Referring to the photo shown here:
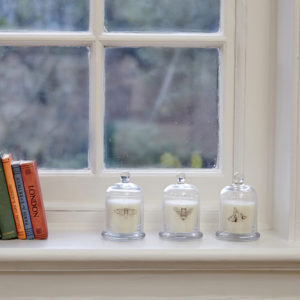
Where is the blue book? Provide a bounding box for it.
[12,162,34,239]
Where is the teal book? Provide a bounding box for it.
[0,158,17,239]
[12,162,34,239]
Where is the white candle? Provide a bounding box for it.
[165,199,198,233]
[107,198,141,234]
[221,200,255,234]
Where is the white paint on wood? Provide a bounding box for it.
[0,226,299,272]
[1,271,300,299]
[274,0,300,240]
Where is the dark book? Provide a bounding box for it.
[12,162,34,239]
[20,161,48,239]
[2,154,26,239]
[0,158,17,239]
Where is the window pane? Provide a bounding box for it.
[0,0,89,31]
[105,48,219,169]
[0,47,89,169]
[105,0,220,32]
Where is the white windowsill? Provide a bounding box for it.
[1,224,300,272]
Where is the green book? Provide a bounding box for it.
[0,157,17,239]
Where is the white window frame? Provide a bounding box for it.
[0,0,276,235]
[3,2,300,294]
[274,0,300,241]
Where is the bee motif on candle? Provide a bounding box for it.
[114,208,137,218]
[174,207,193,221]
[228,207,247,223]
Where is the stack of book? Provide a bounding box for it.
[0,153,48,240]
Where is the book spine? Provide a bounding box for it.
[21,161,48,239]
[2,155,26,239]
[0,160,17,239]
[12,163,34,239]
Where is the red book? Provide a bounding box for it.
[20,161,48,239]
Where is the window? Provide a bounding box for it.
[0,0,272,233]
[0,46,89,169]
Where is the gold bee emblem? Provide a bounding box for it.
[174,207,193,221]
[228,207,247,223]
[114,208,137,218]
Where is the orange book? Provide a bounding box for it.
[20,161,48,239]
[2,154,26,239]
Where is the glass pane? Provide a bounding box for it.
[0,47,89,169]
[0,0,89,31]
[105,0,220,32]
[105,48,219,169]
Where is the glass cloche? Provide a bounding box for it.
[102,172,145,241]
[159,174,202,240]
[216,174,260,241]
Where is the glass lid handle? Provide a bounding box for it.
[233,172,244,185]
[120,171,130,183]
[177,173,186,184]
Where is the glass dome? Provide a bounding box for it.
[106,172,142,199]
[159,174,202,240]
[216,177,260,242]
[102,172,145,241]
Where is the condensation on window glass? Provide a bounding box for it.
[0,0,89,31]
[0,47,89,169]
[105,47,219,169]
[105,0,220,33]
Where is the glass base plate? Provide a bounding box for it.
[216,231,260,242]
[102,231,145,241]
[159,231,203,240]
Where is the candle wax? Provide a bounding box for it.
[165,199,198,233]
[221,200,255,234]
[107,198,141,234]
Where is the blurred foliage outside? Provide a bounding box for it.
[105,48,219,169]
[105,0,220,32]
[0,0,89,31]
[0,47,89,169]
[0,0,220,169]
